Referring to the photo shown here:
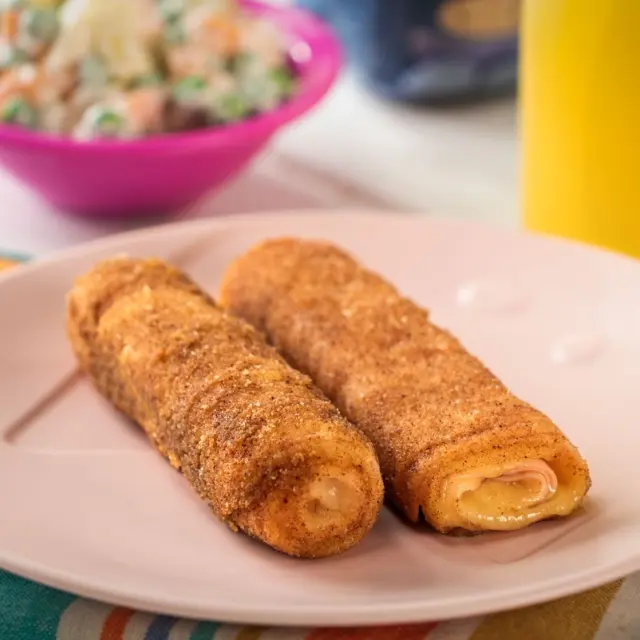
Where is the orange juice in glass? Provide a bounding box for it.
[521,1,640,257]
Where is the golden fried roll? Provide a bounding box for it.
[219,239,592,533]
[66,257,383,558]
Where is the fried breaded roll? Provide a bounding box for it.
[219,239,592,533]
[66,257,383,557]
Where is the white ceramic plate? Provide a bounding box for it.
[1,211,639,627]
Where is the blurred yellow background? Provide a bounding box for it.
[522,0,640,257]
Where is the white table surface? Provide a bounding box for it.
[0,74,519,256]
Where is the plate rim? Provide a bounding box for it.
[2,550,639,627]
[7,208,640,277]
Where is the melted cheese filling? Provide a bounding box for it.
[444,460,580,530]
[303,471,362,532]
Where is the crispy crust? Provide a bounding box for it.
[66,257,383,558]
[219,239,592,531]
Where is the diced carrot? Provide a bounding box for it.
[0,62,72,108]
[1,12,19,43]
[202,15,240,55]
[124,88,164,132]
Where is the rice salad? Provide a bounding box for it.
[0,0,296,139]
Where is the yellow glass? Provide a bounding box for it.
[521,1,640,257]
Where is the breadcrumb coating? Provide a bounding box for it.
[66,257,384,557]
[219,239,591,533]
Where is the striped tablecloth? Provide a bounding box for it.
[1,256,637,640]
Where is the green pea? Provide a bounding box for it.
[214,92,250,122]
[20,8,58,45]
[92,109,127,137]
[157,0,184,23]
[269,67,295,98]
[163,19,186,45]
[160,0,187,46]
[177,75,206,90]
[173,76,207,103]
[1,97,37,128]
[130,72,163,89]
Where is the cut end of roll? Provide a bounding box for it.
[433,457,589,532]
[303,473,366,533]
[236,463,384,559]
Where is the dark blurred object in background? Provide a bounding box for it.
[294,0,520,102]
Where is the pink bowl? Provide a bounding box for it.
[0,2,341,219]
